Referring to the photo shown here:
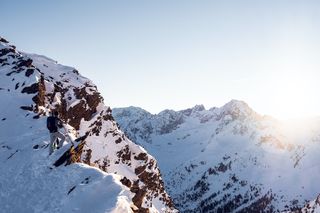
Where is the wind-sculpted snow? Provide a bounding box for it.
[0,37,175,213]
[113,101,320,212]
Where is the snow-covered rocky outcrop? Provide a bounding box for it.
[113,101,320,212]
[0,37,175,213]
[298,194,320,213]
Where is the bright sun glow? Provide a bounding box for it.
[268,70,317,120]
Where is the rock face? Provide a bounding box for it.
[113,102,320,212]
[299,194,320,213]
[0,37,175,212]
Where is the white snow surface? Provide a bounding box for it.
[0,84,133,213]
[113,101,320,212]
[298,195,320,213]
[0,37,174,213]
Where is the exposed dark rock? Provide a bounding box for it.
[72,69,79,75]
[54,141,86,167]
[134,153,148,162]
[96,157,110,172]
[208,167,218,175]
[67,186,76,195]
[0,48,15,57]
[33,114,40,119]
[17,58,33,68]
[68,141,86,165]
[117,145,131,164]
[73,85,102,110]
[53,85,104,130]
[21,83,38,94]
[36,75,46,107]
[82,149,92,165]
[120,177,132,188]
[131,181,149,213]
[216,161,231,173]
[158,113,184,135]
[20,106,33,111]
[135,165,146,175]
[0,58,7,64]
[25,75,46,112]
[89,118,102,136]
[115,137,122,144]
[25,69,34,77]
[6,67,24,76]
[66,100,88,129]
[0,37,9,43]
[237,191,274,213]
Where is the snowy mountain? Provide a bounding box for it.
[113,101,320,212]
[0,37,176,213]
[298,194,320,213]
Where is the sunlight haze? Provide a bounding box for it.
[1,0,320,119]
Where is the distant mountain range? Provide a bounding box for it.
[113,100,320,212]
[2,34,320,213]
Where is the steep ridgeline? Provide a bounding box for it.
[297,195,320,213]
[113,101,320,212]
[0,37,175,213]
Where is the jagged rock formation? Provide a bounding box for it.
[298,194,320,213]
[113,101,320,212]
[0,36,175,213]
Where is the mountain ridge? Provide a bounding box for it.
[0,36,176,213]
[113,100,320,212]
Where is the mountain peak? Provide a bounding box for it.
[113,106,152,119]
[222,99,252,112]
[0,36,10,44]
[0,36,9,44]
[192,104,205,112]
[223,99,249,108]
[178,104,205,116]
[217,99,256,120]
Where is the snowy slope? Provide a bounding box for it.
[113,101,320,212]
[0,37,175,213]
[298,194,320,213]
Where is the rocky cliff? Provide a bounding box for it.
[0,36,175,213]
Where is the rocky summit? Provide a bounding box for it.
[0,37,176,213]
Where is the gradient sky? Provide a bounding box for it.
[1,0,320,119]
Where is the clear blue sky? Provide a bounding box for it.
[1,0,320,119]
